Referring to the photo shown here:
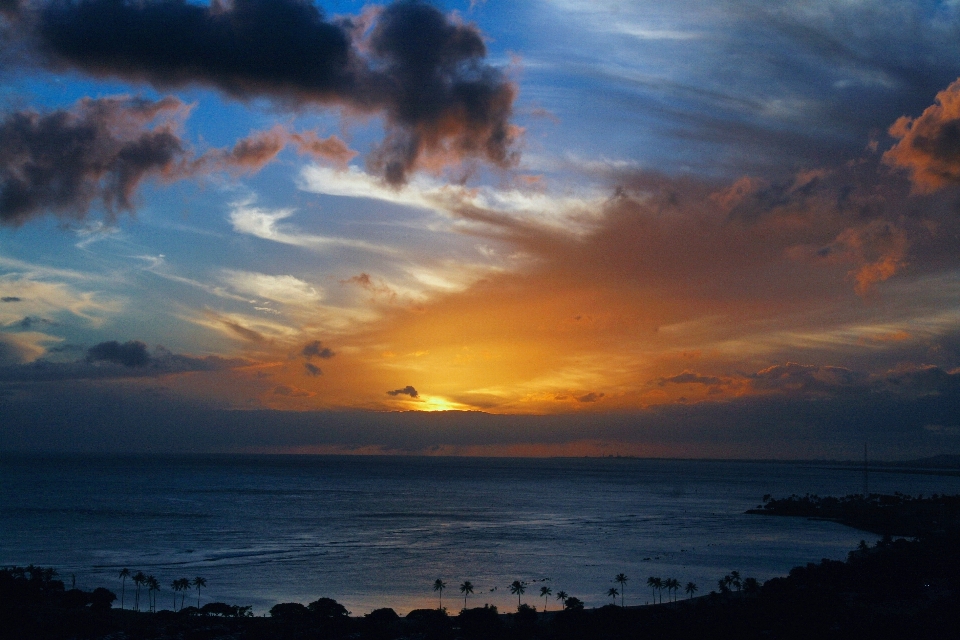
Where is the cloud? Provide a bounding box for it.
[387,385,419,398]
[0,95,331,224]
[657,372,724,386]
[302,340,335,359]
[0,340,250,382]
[576,391,604,403]
[304,362,322,376]
[4,379,960,458]
[1,296,21,302]
[221,270,322,307]
[0,95,186,225]
[13,0,518,184]
[884,79,960,193]
[228,199,397,255]
[6,316,55,330]
[273,384,312,397]
[0,332,44,365]
[85,340,149,367]
[191,126,358,174]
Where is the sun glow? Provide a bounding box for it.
[418,395,471,412]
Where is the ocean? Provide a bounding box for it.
[3,455,960,615]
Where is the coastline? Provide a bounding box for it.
[6,531,960,639]
[7,492,960,639]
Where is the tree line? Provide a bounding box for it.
[429,572,742,611]
[116,569,206,613]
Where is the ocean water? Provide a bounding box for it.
[3,455,960,615]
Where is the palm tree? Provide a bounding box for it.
[615,573,627,607]
[555,590,568,608]
[646,576,659,604]
[718,577,731,595]
[459,581,474,610]
[433,579,446,610]
[118,568,130,610]
[509,580,526,607]
[730,571,742,592]
[666,578,679,602]
[685,582,698,599]
[540,586,552,611]
[179,578,191,610]
[171,579,185,611]
[133,571,146,612]
[192,576,206,608]
[607,587,619,604]
[146,576,159,612]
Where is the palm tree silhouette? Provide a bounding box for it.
[646,576,658,604]
[146,575,159,612]
[178,578,191,610]
[132,571,146,612]
[730,571,742,592]
[666,578,680,602]
[192,576,206,608]
[718,577,731,595]
[172,578,190,611]
[540,586,552,611]
[459,581,474,610]
[685,581,698,599]
[433,579,446,610]
[555,590,568,608]
[615,573,627,607]
[509,580,526,607]
[607,587,619,604]
[118,568,130,610]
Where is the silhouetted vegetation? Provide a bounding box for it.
[748,491,960,536]
[7,498,960,639]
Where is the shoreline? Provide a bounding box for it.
[6,531,960,639]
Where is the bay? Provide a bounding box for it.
[3,455,960,615]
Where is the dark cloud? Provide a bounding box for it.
[657,372,724,387]
[1,296,21,302]
[0,95,185,225]
[0,342,249,382]
[273,384,310,397]
[750,362,869,395]
[302,340,335,359]
[576,392,604,403]
[0,95,344,223]
[86,340,150,367]
[387,385,418,398]
[304,362,322,376]
[11,0,517,184]
[3,380,960,458]
[0,0,21,18]
[6,316,55,329]
[220,318,266,343]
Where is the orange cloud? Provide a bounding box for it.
[884,78,960,193]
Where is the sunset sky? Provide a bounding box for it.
[4,0,960,458]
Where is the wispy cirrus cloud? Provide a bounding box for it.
[227,199,399,255]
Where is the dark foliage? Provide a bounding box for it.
[749,491,960,536]
[5,517,960,639]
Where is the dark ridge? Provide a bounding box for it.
[746,492,960,537]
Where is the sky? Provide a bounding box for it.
[4,0,960,458]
